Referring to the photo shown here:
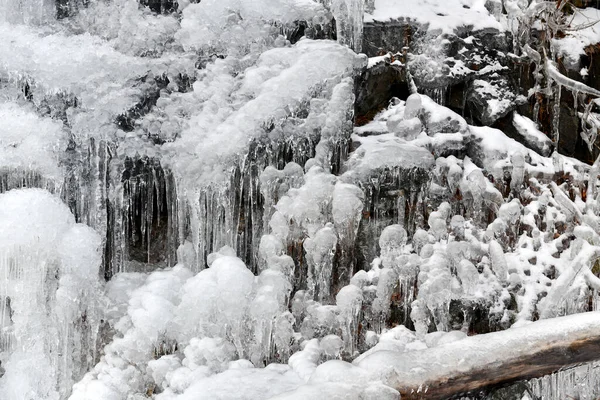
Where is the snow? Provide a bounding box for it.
[173,366,303,400]
[471,79,515,122]
[355,311,600,390]
[553,8,600,69]
[512,113,552,157]
[0,24,147,111]
[345,133,435,177]
[365,0,504,34]
[0,102,65,181]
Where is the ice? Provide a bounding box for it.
[0,102,65,186]
[346,133,435,179]
[379,224,407,269]
[275,166,336,238]
[74,0,181,57]
[392,117,423,140]
[172,256,254,354]
[457,260,480,296]
[0,0,54,25]
[510,152,526,192]
[331,0,365,52]
[176,0,325,53]
[336,285,363,354]
[489,240,508,282]
[318,335,344,359]
[172,41,364,187]
[403,93,422,119]
[305,224,338,302]
[547,61,600,98]
[0,189,102,399]
[70,265,193,399]
[182,337,236,373]
[372,267,399,331]
[467,168,488,221]
[331,182,364,243]
[251,269,293,364]
[258,235,286,270]
[0,24,149,112]
[529,361,600,400]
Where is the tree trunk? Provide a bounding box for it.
[354,312,600,399]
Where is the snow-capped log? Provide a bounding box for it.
[355,311,600,399]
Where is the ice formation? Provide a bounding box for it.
[0,189,102,399]
[2,0,600,399]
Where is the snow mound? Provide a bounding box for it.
[365,0,504,34]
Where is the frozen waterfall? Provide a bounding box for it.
[2,0,600,399]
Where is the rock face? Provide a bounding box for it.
[139,0,178,14]
[354,55,409,124]
[362,20,423,57]
[345,136,435,270]
[358,3,600,167]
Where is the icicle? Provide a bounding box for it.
[305,224,338,303]
[331,0,364,52]
[581,101,598,154]
[510,152,525,192]
[529,361,600,400]
[553,84,562,149]
[488,240,508,282]
[587,152,600,211]
[336,284,362,356]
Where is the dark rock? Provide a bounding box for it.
[448,299,502,334]
[354,56,409,125]
[139,0,178,14]
[467,77,522,126]
[492,112,553,156]
[56,0,87,19]
[107,157,178,276]
[362,19,425,57]
[572,0,600,8]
